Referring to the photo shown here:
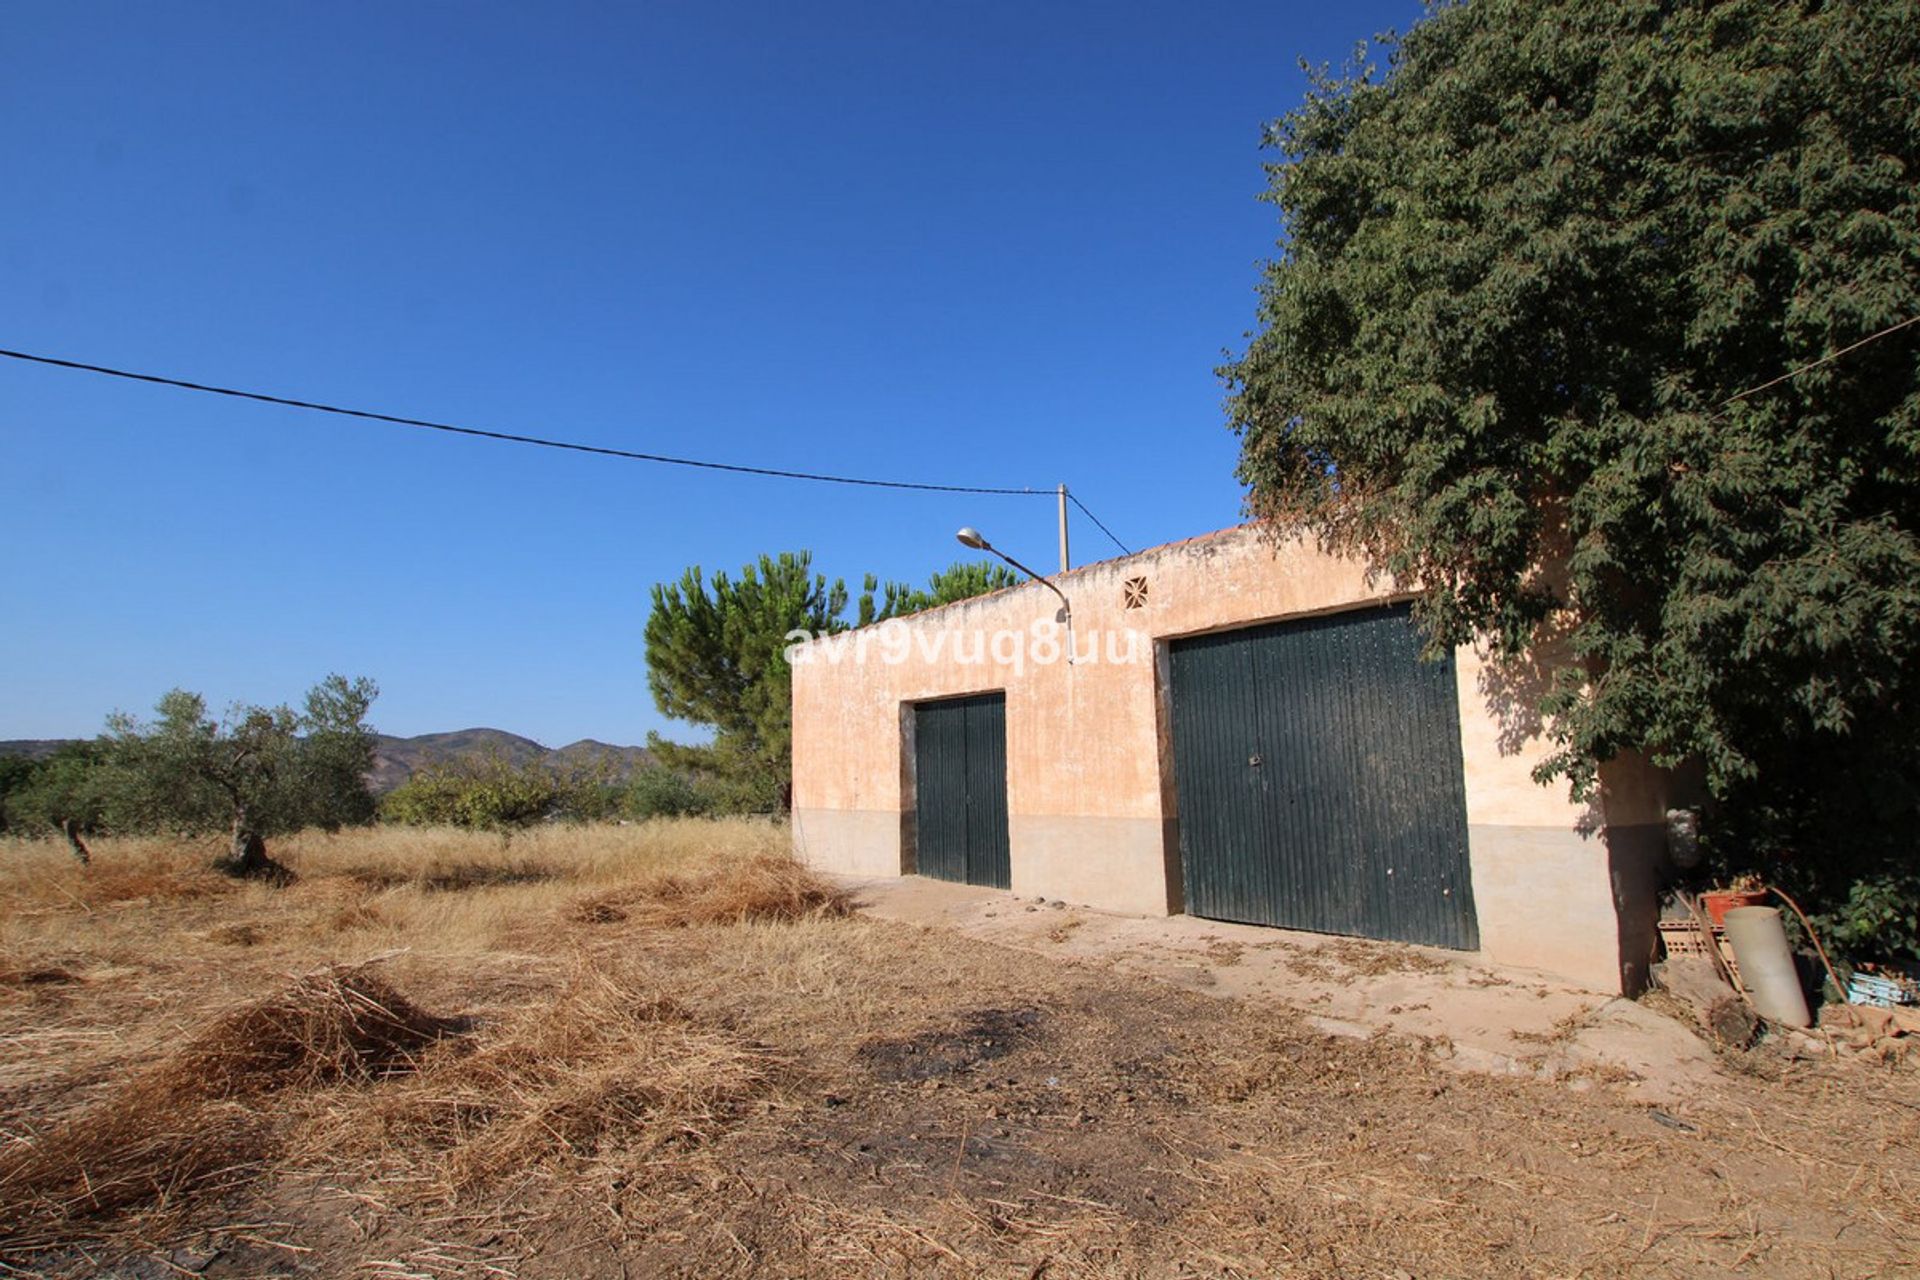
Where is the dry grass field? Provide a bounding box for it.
[1,821,1916,1279]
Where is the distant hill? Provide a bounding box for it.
[369,730,654,794]
[0,740,77,762]
[367,728,545,792]
[0,730,654,796]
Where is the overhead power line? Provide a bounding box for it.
[0,346,1046,496]
[1067,489,1132,557]
[0,344,1137,556]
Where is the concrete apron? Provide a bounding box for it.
[840,874,1719,1104]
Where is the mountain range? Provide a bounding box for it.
[0,728,654,795]
[364,729,654,793]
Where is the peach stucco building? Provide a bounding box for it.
[790,524,1674,994]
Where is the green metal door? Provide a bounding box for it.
[1169,603,1478,949]
[912,693,1011,889]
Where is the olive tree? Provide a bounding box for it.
[108,675,379,880]
[3,743,114,862]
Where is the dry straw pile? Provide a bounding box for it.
[571,851,854,929]
[319,959,778,1194]
[0,829,844,1262]
[0,967,450,1244]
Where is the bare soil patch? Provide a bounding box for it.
[856,1006,1045,1081]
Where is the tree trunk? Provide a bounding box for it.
[59,819,92,866]
[215,818,293,884]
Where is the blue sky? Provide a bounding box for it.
[1,0,1422,746]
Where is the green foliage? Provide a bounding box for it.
[620,766,717,820]
[1225,0,1920,955]
[876,561,1022,616]
[924,560,1019,605]
[553,761,628,825]
[0,755,38,834]
[381,753,559,833]
[644,553,1013,807]
[380,753,647,832]
[644,552,847,805]
[105,675,379,856]
[295,675,386,832]
[1820,876,1920,964]
[374,772,459,828]
[3,743,115,838]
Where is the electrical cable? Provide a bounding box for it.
[1067,489,1132,556]
[0,346,1047,496]
[0,344,1139,554]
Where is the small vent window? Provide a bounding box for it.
[1123,576,1149,609]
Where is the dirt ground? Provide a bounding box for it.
[1,825,1916,1279]
[843,874,1730,1102]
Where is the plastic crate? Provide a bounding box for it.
[1848,971,1919,1008]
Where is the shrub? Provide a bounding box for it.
[621,767,713,820]
[381,754,559,834]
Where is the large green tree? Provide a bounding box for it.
[1225,0,1920,952]
[644,554,1017,808]
[107,675,380,879]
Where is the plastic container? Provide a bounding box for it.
[1848,971,1919,1008]
[1701,889,1769,927]
[1721,906,1811,1028]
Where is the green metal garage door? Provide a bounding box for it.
[1168,603,1478,950]
[912,692,1011,889]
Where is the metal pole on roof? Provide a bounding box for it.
[1057,483,1071,574]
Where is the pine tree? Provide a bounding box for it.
[643,555,1016,809]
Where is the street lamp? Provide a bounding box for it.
[955,527,1073,654]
